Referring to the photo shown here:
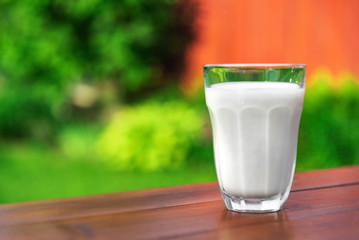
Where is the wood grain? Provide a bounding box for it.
[0,165,358,240]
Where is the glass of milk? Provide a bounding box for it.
[204,64,306,213]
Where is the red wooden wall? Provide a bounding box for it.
[183,0,359,89]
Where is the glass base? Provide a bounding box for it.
[222,192,285,213]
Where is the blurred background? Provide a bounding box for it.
[0,0,358,203]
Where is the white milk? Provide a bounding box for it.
[205,82,305,198]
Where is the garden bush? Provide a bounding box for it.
[297,70,359,170]
[96,100,206,171]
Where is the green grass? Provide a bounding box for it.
[0,142,217,204]
[1,138,356,204]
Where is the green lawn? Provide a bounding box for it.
[1,136,357,204]
[0,142,217,204]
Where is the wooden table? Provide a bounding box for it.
[0,166,358,239]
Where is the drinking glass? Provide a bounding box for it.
[204,64,306,212]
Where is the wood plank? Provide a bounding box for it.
[292,165,359,191]
[0,182,220,226]
[0,165,358,227]
[0,181,358,240]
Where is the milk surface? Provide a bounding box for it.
[205,82,305,198]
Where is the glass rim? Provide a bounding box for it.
[203,63,306,69]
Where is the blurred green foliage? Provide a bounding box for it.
[0,0,196,137]
[96,100,206,171]
[297,70,359,170]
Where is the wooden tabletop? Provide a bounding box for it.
[0,166,358,240]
